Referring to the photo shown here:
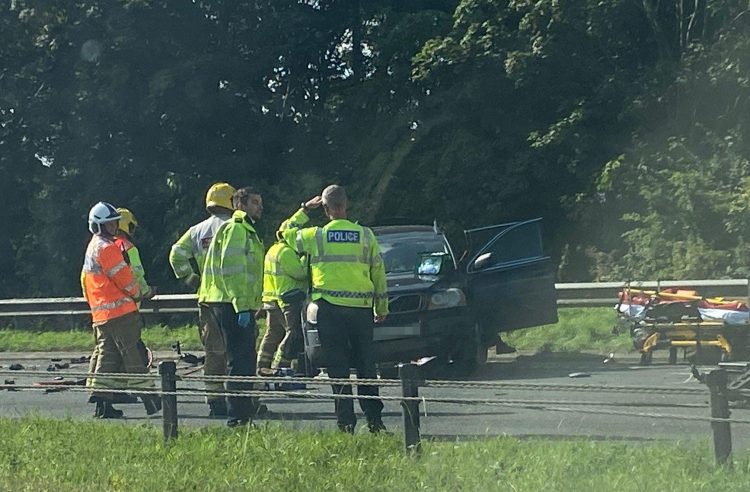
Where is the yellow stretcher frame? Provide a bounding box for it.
[638,320,733,365]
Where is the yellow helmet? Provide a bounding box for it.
[205,182,236,211]
[116,208,138,235]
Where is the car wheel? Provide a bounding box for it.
[301,354,319,377]
[451,324,487,376]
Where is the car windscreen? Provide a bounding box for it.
[375,231,449,274]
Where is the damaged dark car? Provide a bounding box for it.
[304,219,559,376]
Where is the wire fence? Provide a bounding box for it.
[0,363,744,463]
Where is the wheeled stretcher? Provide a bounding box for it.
[616,285,750,364]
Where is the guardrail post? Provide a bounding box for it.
[399,363,421,454]
[159,361,178,440]
[706,369,732,466]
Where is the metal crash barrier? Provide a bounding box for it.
[1,280,748,329]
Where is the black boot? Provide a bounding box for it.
[338,423,355,434]
[140,394,162,415]
[94,401,124,419]
[495,339,516,354]
[226,418,254,429]
[367,419,387,434]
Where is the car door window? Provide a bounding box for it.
[470,220,543,271]
[463,222,517,260]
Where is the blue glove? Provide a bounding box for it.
[237,311,252,329]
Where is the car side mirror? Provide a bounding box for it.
[417,253,448,276]
[473,252,493,270]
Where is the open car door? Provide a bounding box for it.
[464,218,558,332]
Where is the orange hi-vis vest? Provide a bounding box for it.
[81,234,140,323]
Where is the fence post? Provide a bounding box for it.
[399,363,421,454]
[159,361,178,440]
[706,369,732,466]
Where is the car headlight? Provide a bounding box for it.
[427,288,466,310]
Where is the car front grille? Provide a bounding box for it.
[388,294,422,313]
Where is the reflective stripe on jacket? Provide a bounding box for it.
[198,210,264,312]
[114,235,151,299]
[261,241,308,307]
[280,208,388,315]
[81,234,140,323]
[169,212,232,284]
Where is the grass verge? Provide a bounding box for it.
[0,417,748,491]
[0,324,202,352]
[0,308,628,353]
[505,307,632,353]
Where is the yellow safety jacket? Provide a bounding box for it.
[198,210,264,312]
[280,208,388,316]
[262,241,308,307]
[169,211,232,285]
[115,234,151,299]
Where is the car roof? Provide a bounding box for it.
[371,225,440,235]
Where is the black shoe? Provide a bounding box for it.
[94,401,124,419]
[254,403,269,418]
[495,341,517,354]
[141,394,162,415]
[208,400,228,417]
[112,393,139,404]
[227,418,254,429]
[367,420,387,434]
[338,423,355,434]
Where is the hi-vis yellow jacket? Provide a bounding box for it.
[198,210,264,312]
[279,208,388,316]
[261,241,307,307]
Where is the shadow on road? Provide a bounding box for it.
[469,351,666,382]
[425,352,680,384]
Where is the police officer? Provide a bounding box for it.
[280,185,388,433]
[198,187,264,427]
[257,229,308,375]
[169,182,235,417]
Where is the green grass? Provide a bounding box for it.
[505,307,633,354]
[0,324,202,352]
[0,308,629,353]
[0,417,747,491]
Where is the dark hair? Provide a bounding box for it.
[232,187,259,208]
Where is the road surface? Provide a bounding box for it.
[1,350,745,447]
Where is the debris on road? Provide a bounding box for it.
[180,353,204,366]
[568,372,591,378]
[34,378,87,393]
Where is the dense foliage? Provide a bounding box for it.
[1,0,748,297]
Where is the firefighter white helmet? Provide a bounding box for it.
[88,202,121,234]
